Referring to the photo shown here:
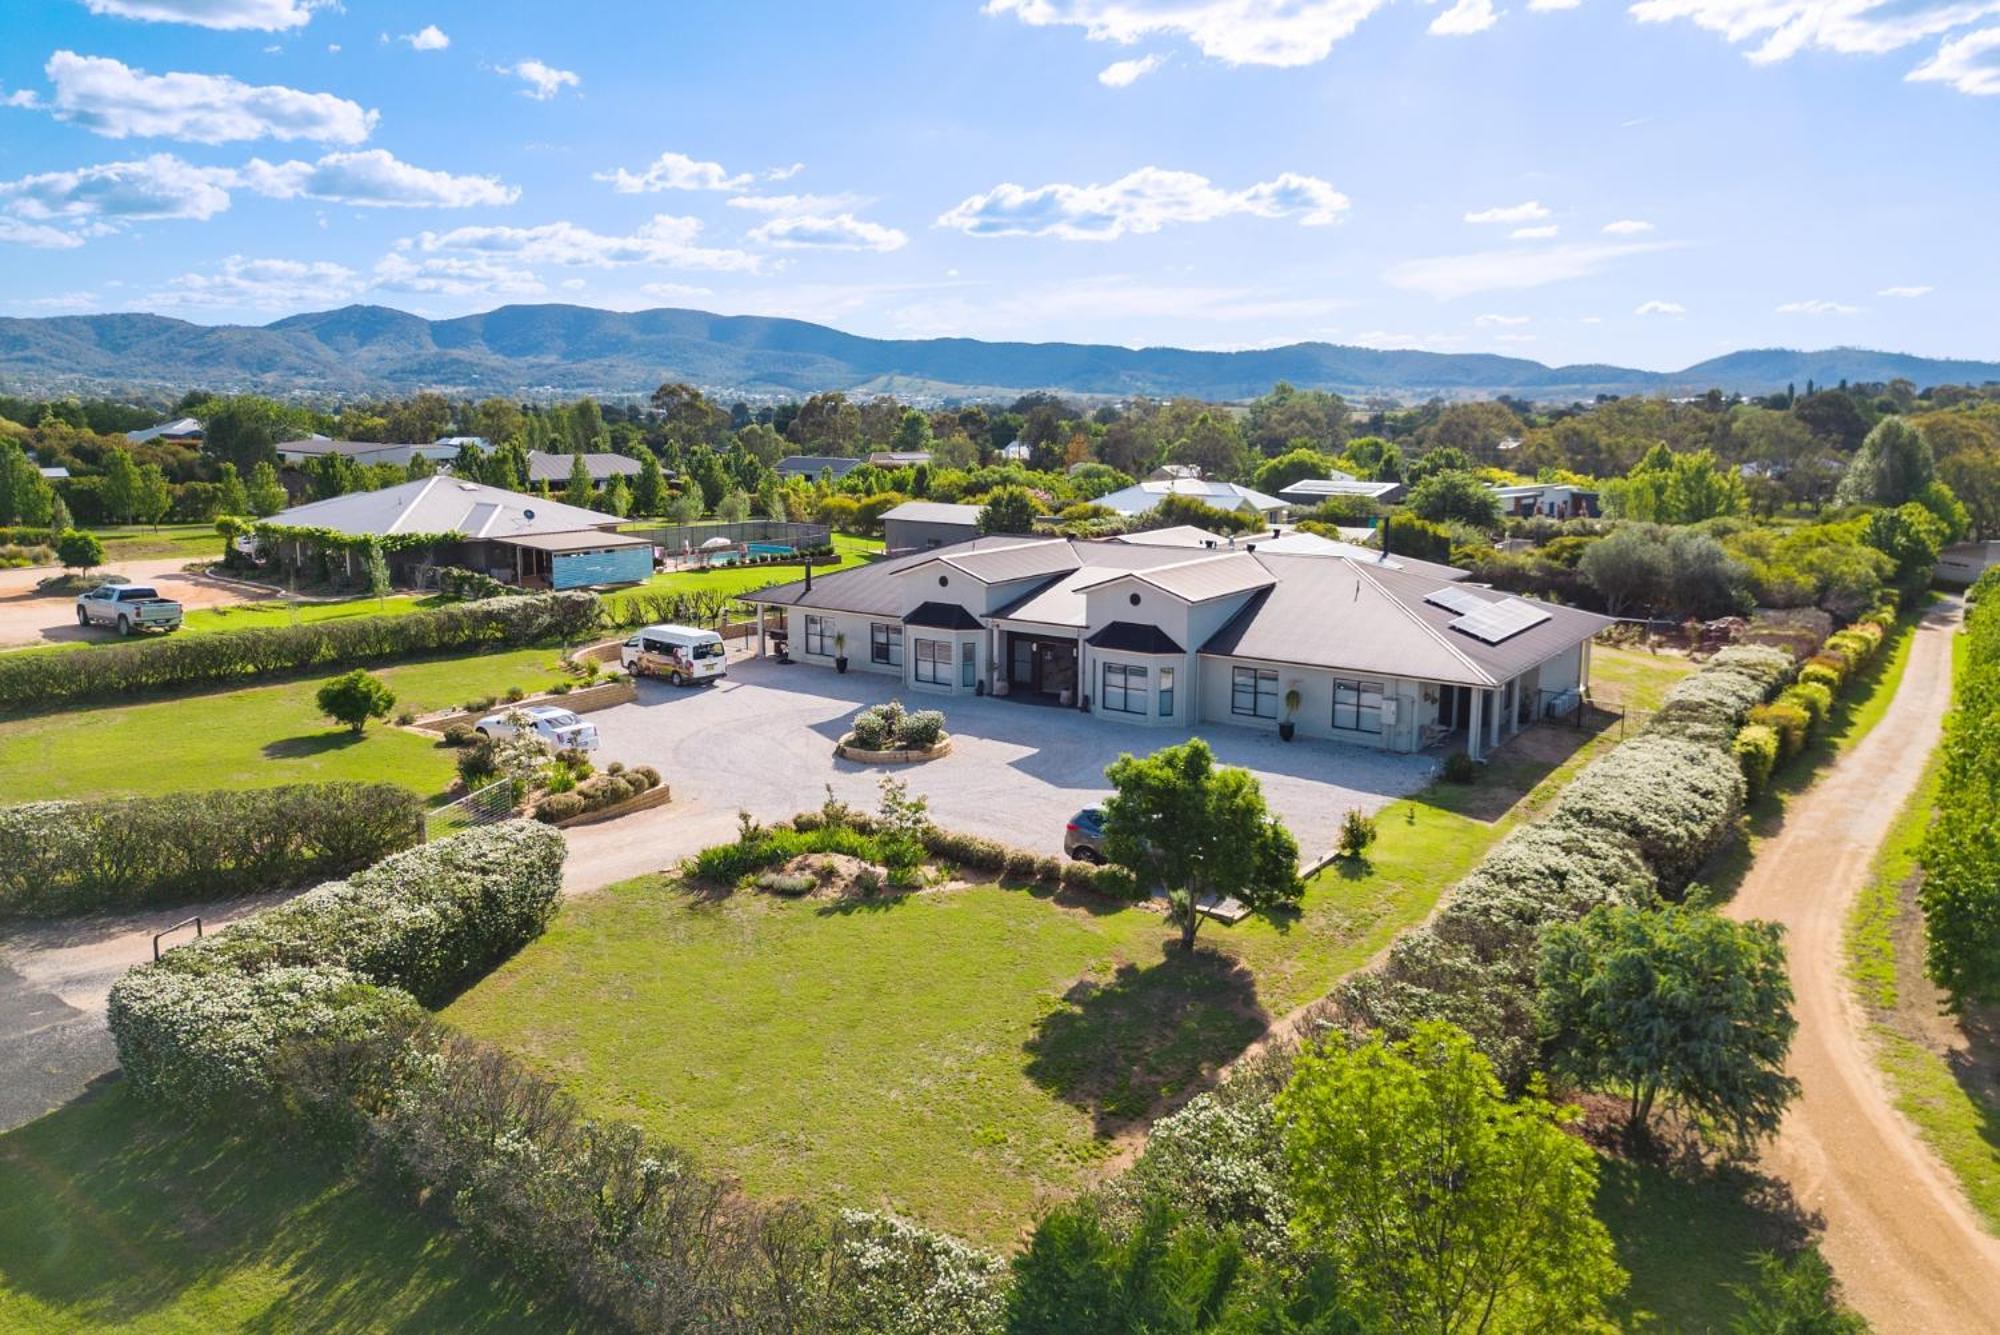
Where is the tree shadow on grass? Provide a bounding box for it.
[1022,946,1268,1138]
[0,1082,575,1332]
[262,730,365,760]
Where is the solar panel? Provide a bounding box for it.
[1449,598,1552,645]
[1423,586,1485,615]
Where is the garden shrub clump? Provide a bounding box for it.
[0,592,600,714]
[848,698,947,751]
[1548,735,1746,892]
[0,783,423,916]
[535,764,663,823]
[108,821,566,1116]
[1921,571,2000,1007]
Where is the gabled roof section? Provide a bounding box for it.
[927,537,1081,584]
[1086,622,1184,654]
[524,449,643,483]
[881,500,982,525]
[1075,552,1275,604]
[904,601,984,630]
[269,477,621,540]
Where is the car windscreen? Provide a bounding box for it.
[121,588,158,599]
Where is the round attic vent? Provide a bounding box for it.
[1129,592,1142,607]
[524,508,536,520]
[938,575,949,587]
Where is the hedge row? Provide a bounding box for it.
[108,821,566,1115]
[1920,573,2000,1006]
[0,783,423,917]
[0,592,600,714]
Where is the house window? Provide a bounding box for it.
[1159,666,1175,718]
[1231,666,1278,719]
[1333,679,1385,734]
[914,638,950,685]
[961,639,976,687]
[870,622,903,666]
[804,614,833,657]
[1102,661,1148,714]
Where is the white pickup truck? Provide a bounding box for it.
[74,584,184,635]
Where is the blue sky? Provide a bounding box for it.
[0,0,1993,371]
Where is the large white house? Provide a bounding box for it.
[744,533,1608,760]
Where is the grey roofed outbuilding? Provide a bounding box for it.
[1096,478,1288,517]
[267,476,622,539]
[1277,478,1405,504]
[523,449,644,484]
[776,455,865,479]
[123,416,204,444]
[275,437,396,456]
[880,501,982,526]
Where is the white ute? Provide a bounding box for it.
[475,704,599,752]
[74,584,183,635]
[620,623,727,687]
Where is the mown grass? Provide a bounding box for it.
[626,533,882,602]
[89,523,224,564]
[0,647,571,804]
[0,1084,575,1334]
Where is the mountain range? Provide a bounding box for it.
[1,303,1995,404]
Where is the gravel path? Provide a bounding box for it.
[0,556,269,648]
[1727,597,2000,1331]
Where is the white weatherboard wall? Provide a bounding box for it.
[784,608,896,676]
[1197,660,1427,752]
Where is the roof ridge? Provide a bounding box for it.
[1348,559,1495,686]
[385,473,444,536]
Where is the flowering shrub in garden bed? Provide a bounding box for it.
[847,698,947,752]
[1548,736,1746,893]
[534,763,664,823]
[0,592,600,714]
[0,782,422,917]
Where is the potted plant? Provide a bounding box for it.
[1279,686,1302,742]
[834,631,849,674]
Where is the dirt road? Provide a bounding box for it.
[0,556,269,648]
[1728,598,2000,1331]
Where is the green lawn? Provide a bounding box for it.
[0,647,570,804]
[90,524,225,564]
[444,648,1687,1251]
[0,1085,575,1334]
[624,534,882,601]
[1595,1157,1800,1332]
[176,594,433,635]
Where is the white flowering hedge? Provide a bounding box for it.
[1548,735,1746,892]
[0,784,423,917]
[108,821,564,1115]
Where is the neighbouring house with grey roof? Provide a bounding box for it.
[523,449,644,487]
[124,416,205,446]
[743,532,1607,760]
[881,500,983,553]
[1489,482,1600,519]
[868,450,932,469]
[263,477,646,590]
[776,455,866,481]
[1096,478,1292,522]
[1278,477,1406,508]
[277,437,463,468]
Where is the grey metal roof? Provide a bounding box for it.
[496,530,650,553]
[775,455,864,477]
[1087,622,1184,654]
[277,437,408,457]
[1278,478,1403,501]
[1097,479,1288,516]
[1077,552,1275,604]
[881,501,982,525]
[932,539,1082,584]
[269,477,622,540]
[524,450,644,483]
[124,416,203,444]
[743,535,1028,615]
[904,601,984,630]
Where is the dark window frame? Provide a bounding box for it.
[1101,661,1148,715]
[1332,678,1385,734]
[1231,665,1278,719]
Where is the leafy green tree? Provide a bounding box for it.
[687,446,730,510]
[1102,738,1300,951]
[56,528,104,577]
[1252,447,1338,497]
[734,421,787,469]
[215,462,250,516]
[47,493,71,542]
[558,452,590,509]
[308,451,363,500]
[201,395,307,473]
[134,462,173,529]
[666,489,704,523]
[1578,526,1667,616]
[1835,416,1933,507]
[632,452,667,516]
[1539,903,1799,1148]
[1727,1250,1867,1335]
[977,485,1041,535]
[1166,412,1251,481]
[1405,445,1474,484]
[716,488,751,523]
[0,442,54,526]
[1606,446,1745,523]
[600,473,632,517]
[1862,502,1944,589]
[1406,471,1503,529]
[316,668,395,735]
[99,446,143,523]
[1275,1022,1625,1333]
[246,461,287,516]
[1938,449,2000,540]
[364,540,392,608]
[891,409,935,455]
[1245,381,1347,454]
[1920,582,2000,1007]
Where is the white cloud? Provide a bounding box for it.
[408,214,761,272]
[1510,224,1559,238]
[498,59,580,101]
[1386,240,1675,297]
[1629,0,2000,70]
[984,0,1398,68]
[1099,53,1167,84]
[0,154,237,223]
[1431,0,1501,36]
[402,24,450,51]
[639,281,715,302]
[153,254,364,309]
[747,213,909,252]
[1343,328,1467,350]
[1474,312,1531,325]
[1877,284,1934,297]
[938,166,1348,240]
[1908,25,2000,91]
[81,0,324,30]
[1602,218,1655,234]
[0,217,88,249]
[239,150,519,208]
[1776,297,1860,314]
[34,51,375,144]
[1464,200,1550,224]
[1528,0,1581,8]
[371,252,544,297]
[1635,299,1686,315]
[596,151,755,193]
[727,191,866,214]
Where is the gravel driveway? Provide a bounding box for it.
[0,557,270,649]
[563,654,1436,892]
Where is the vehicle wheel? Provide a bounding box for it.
[1070,847,1105,865]
[670,671,686,688]
[76,607,89,626]
[476,727,492,740]
[116,615,131,636]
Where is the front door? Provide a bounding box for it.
[1008,633,1078,697]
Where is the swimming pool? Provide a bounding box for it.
[746,542,796,556]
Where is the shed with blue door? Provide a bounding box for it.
[498,531,654,590]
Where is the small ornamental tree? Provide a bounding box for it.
[1275,1021,1626,1333]
[364,540,391,608]
[56,529,105,578]
[246,461,288,517]
[316,668,396,735]
[977,484,1041,535]
[1101,738,1300,950]
[564,452,594,509]
[1537,902,1800,1148]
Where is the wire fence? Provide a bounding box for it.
[622,520,831,553]
[425,778,521,842]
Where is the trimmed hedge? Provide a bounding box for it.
[1733,724,1780,798]
[0,592,600,714]
[0,783,423,917]
[108,821,565,1116]
[1549,735,1746,892]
